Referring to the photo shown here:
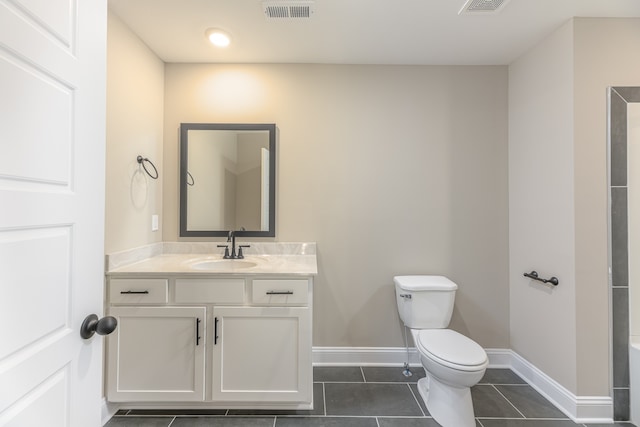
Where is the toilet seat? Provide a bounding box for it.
[416,329,487,372]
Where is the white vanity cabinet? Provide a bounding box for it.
[105,275,313,409]
[106,305,206,402]
[211,278,312,403]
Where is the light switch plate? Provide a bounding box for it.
[151,214,159,231]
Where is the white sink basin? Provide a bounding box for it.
[190,259,257,271]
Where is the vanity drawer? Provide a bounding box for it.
[109,279,168,304]
[175,278,245,304]
[251,279,309,305]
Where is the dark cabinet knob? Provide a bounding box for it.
[80,314,117,339]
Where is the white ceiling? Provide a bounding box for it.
[108,0,640,65]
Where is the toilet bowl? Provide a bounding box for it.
[413,329,487,427]
[394,275,488,427]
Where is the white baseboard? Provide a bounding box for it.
[312,346,515,369]
[312,346,613,424]
[312,346,422,366]
[508,350,613,424]
[102,398,119,426]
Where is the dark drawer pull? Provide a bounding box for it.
[266,290,294,295]
[196,318,201,346]
[120,290,150,294]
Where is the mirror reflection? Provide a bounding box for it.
[180,123,276,237]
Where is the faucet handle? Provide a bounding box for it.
[217,244,230,259]
[237,245,250,259]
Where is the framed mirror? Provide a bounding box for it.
[179,123,276,237]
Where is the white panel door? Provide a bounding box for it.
[0,0,107,426]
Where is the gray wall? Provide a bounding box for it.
[162,63,510,348]
[509,19,578,394]
[105,10,164,253]
[509,17,640,402]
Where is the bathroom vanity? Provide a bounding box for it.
[104,242,316,410]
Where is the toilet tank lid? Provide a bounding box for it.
[393,275,458,291]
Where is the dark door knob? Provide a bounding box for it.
[80,314,117,339]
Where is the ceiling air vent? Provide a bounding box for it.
[458,0,511,14]
[263,1,315,19]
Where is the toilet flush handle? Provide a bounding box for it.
[399,294,412,300]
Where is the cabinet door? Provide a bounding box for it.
[211,306,312,403]
[106,306,206,402]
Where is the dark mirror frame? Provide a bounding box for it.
[179,123,276,238]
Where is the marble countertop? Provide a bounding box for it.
[106,242,317,276]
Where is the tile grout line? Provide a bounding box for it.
[322,382,327,416]
[478,417,578,421]
[491,384,527,419]
[406,382,426,417]
[319,381,420,384]
[488,383,528,386]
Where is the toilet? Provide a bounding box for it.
[394,275,488,427]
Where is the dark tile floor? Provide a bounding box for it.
[105,367,636,427]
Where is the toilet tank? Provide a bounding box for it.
[394,275,457,329]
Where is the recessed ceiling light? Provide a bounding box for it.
[205,28,231,47]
